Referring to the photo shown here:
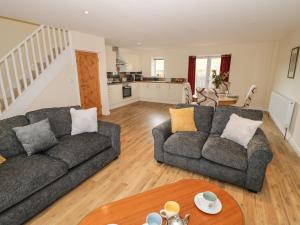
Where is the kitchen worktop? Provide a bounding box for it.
[107,81,185,85]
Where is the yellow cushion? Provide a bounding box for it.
[0,155,6,165]
[169,108,197,133]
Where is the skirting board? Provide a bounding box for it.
[270,114,300,156]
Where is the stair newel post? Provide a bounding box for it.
[52,27,58,58]
[47,26,54,62]
[4,59,15,102]
[30,36,39,77]
[24,41,34,83]
[36,30,45,73]
[0,69,9,110]
[41,26,49,67]
[11,52,22,96]
[18,47,28,89]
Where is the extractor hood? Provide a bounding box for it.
[112,46,126,65]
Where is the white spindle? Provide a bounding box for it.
[41,27,49,67]
[30,37,39,77]
[62,29,67,49]
[58,29,64,51]
[67,30,71,46]
[36,32,44,73]
[52,27,58,57]
[47,26,54,62]
[24,41,34,82]
[18,47,28,89]
[4,59,15,101]
[0,70,9,109]
[11,53,22,95]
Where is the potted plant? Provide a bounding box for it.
[211,70,229,93]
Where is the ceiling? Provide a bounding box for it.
[1,0,300,49]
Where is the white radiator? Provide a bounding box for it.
[268,91,295,138]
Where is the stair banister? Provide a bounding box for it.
[0,24,70,114]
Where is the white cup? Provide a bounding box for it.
[199,191,217,209]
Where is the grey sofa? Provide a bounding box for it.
[152,104,273,192]
[0,106,120,225]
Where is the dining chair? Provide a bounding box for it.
[242,85,257,108]
[196,87,218,108]
[182,82,197,104]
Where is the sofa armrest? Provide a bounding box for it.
[152,119,172,162]
[245,128,273,192]
[98,121,121,156]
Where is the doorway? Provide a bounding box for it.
[76,51,102,116]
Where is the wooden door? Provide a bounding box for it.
[76,51,102,116]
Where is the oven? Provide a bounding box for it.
[122,85,132,98]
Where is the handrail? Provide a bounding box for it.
[0,24,70,113]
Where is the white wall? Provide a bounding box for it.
[140,42,278,110]
[272,29,300,153]
[27,56,80,111]
[71,31,110,115]
[0,17,38,58]
[105,44,141,72]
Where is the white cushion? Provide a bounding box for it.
[70,108,98,135]
[221,113,262,148]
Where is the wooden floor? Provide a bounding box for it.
[27,102,300,225]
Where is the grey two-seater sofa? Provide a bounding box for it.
[0,106,120,225]
[152,104,273,192]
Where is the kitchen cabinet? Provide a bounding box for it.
[108,82,184,109]
[139,82,183,104]
[108,83,140,109]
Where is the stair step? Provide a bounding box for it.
[0,97,12,112]
[37,62,47,72]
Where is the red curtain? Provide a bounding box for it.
[220,54,231,81]
[188,56,196,94]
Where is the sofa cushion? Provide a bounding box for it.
[211,106,263,135]
[45,133,111,169]
[0,116,29,158]
[13,119,58,156]
[176,104,214,134]
[25,106,80,138]
[164,131,208,159]
[0,154,68,213]
[202,135,248,171]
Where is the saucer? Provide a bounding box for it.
[194,193,222,214]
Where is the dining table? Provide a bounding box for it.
[217,96,239,106]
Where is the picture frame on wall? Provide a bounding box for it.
[287,46,299,79]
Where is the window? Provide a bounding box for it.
[195,56,221,88]
[153,58,165,77]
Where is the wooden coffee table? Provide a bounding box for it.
[78,179,244,225]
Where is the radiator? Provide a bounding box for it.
[268,91,295,138]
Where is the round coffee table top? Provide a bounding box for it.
[79,179,244,225]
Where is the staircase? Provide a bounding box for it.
[0,25,70,116]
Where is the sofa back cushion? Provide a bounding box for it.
[0,116,29,158]
[176,104,214,134]
[25,106,80,138]
[211,106,263,135]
